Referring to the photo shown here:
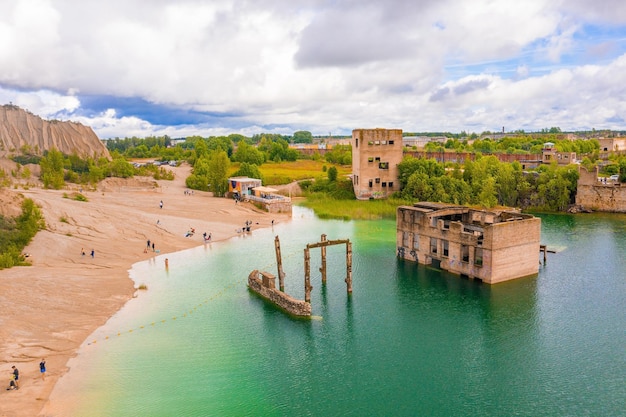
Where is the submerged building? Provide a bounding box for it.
[397,202,541,284]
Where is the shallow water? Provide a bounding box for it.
[54,208,626,416]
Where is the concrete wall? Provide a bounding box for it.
[264,200,292,214]
[248,270,311,316]
[576,166,626,212]
[487,219,541,283]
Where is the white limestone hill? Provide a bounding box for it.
[0,104,110,159]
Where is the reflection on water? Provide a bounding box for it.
[51,208,625,417]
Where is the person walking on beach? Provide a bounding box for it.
[81,248,85,256]
[91,249,95,258]
[11,366,19,389]
[160,200,163,209]
[40,358,46,381]
[152,242,155,252]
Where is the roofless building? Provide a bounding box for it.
[397,202,541,284]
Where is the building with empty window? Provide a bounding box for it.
[351,128,404,200]
[396,202,541,284]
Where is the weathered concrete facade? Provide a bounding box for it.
[351,128,404,200]
[542,142,577,165]
[397,202,541,284]
[246,186,292,214]
[575,166,626,212]
[248,270,311,316]
[598,137,626,152]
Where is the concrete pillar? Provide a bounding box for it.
[304,247,312,302]
[320,234,327,284]
[275,235,285,291]
[346,240,353,294]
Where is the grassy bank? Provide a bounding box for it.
[299,195,413,220]
[258,160,351,185]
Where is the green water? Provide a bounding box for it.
[54,208,625,416]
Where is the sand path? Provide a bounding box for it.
[0,165,289,417]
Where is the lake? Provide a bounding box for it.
[50,207,626,416]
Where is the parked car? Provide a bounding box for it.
[609,174,620,181]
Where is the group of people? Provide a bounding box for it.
[203,232,212,242]
[81,248,95,258]
[145,240,156,253]
[6,359,46,391]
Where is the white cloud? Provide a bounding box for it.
[0,0,625,137]
[0,86,79,117]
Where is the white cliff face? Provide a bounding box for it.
[0,105,110,159]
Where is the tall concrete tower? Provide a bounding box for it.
[351,128,404,200]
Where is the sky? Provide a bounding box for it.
[1,0,626,139]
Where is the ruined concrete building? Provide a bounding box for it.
[351,128,404,200]
[396,202,541,284]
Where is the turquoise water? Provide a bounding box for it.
[56,208,625,416]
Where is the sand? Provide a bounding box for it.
[0,165,289,417]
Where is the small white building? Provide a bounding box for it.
[228,177,262,199]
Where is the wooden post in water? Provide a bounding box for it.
[274,235,285,291]
[304,247,312,303]
[320,234,327,284]
[346,240,353,294]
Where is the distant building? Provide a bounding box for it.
[228,177,262,198]
[402,136,447,148]
[351,128,404,200]
[598,137,626,152]
[575,166,626,212]
[542,142,576,165]
[396,202,541,284]
[228,177,291,214]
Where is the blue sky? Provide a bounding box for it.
[1,0,626,139]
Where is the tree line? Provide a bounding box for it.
[7,131,625,211]
[396,155,579,211]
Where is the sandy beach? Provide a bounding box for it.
[0,165,289,417]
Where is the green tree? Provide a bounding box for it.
[207,136,234,157]
[478,177,498,208]
[325,144,352,165]
[207,150,231,196]
[397,156,444,188]
[232,162,263,181]
[401,172,433,201]
[40,149,65,189]
[109,157,134,178]
[424,141,444,152]
[538,176,571,211]
[194,138,209,159]
[619,158,626,182]
[232,141,266,165]
[292,131,313,143]
[328,166,338,182]
[186,156,211,191]
[494,162,519,207]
